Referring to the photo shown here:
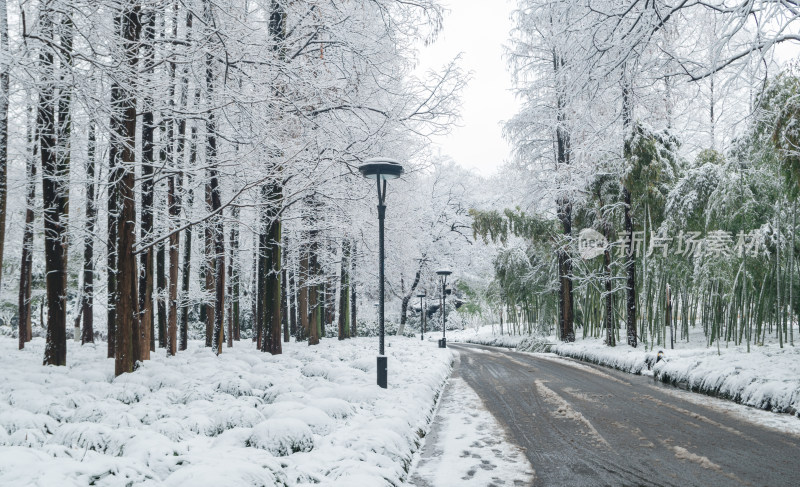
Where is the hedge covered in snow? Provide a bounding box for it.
[0,337,454,486]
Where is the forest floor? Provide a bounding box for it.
[449,325,800,419]
[0,336,454,486]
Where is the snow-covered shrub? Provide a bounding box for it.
[0,409,57,435]
[246,418,315,456]
[316,398,356,419]
[357,319,415,337]
[51,422,118,454]
[214,376,254,397]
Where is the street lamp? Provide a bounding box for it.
[360,157,404,389]
[436,269,452,348]
[416,291,426,341]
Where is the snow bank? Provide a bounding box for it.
[0,336,454,486]
[447,327,553,352]
[552,338,800,415]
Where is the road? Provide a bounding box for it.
[444,342,800,487]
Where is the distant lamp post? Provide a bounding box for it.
[416,291,426,341]
[360,157,404,389]
[436,269,452,348]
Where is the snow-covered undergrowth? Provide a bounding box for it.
[450,325,800,416]
[447,327,553,352]
[0,336,454,486]
[552,338,800,415]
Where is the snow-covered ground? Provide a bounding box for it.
[0,336,454,486]
[408,355,535,487]
[449,325,800,416]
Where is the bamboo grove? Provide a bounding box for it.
[0,0,461,375]
[471,74,800,352]
[466,1,800,351]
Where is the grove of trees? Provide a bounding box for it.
[469,0,800,351]
[0,0,469,375]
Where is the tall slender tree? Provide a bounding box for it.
[114,2,142,376]
[81,122,97,344]
[41,6,69,366]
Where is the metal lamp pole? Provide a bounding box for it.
[436,269,451,348]
[359,158,404,389]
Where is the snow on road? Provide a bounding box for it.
[407,354,535,487]
[0,336,454,486]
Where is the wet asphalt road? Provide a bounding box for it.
[449,343,800,487]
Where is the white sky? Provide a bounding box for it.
[415,1,518,176]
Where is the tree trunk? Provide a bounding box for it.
[557,197,574,342]
[81,122,97,344]
[41,7,69,366]
[350,241,357,337]
[177,15,195,352]
[298,244,309,342]
[18,102,37,349]
[622,79,637,348]
[256,214,266,350]
[204,183,214,347]
[167,176,179,355]
[114,4,142,376]
[231,209,240,341]
[227,214,237,347]
[604,230,615,346]
[0,0,8,296]
[289,261,297,339]
[157,241,166,349]
[553,51,574,343]
[308,228,320,346]
[338,240,350,340]
[138,9,155,360]
[399,266,422,336]
[282,267,289,342]
[199,0,225,355]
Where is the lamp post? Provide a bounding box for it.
[416,291,426,341]
[359,157,404,389]
[436,269,452,348]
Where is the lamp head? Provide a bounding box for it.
[359,157,404,180]
[436,269,452,277]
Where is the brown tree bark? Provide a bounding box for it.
[297,244,309,342]
[81,122,97,344]
[41,7,68,366]
[338,240,350,340]
[18,102,37,349]
[205,0,225,355]
[226,223,234,347]
[622,78,637,348]
[282,267,289,342]
[114,3,142,376]
[138,8,155,360]
[288,261,297,339]
[231,208,240,341]
[167,176,179,355]
[177,14,195,352]
[554,51,574,343]
[399,266,422,335]
[204,183,214,347]
[0,0,8,295]
[350,241,357,337]
[308,229,320,346]
[263,182,282,355]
